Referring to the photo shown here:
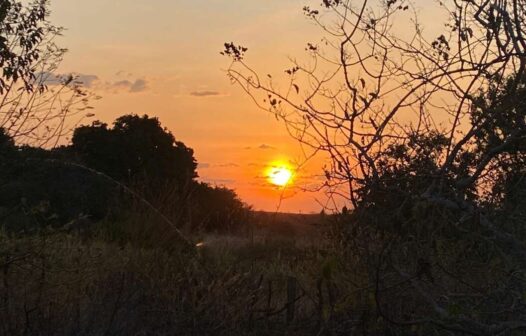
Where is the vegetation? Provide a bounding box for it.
[0,113,251,235]
[224,0,526,334]
[1,0,525,335]
[0,0,95,147]
[72,114,197,192]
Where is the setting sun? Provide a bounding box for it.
[267,165,293,187]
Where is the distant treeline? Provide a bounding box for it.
[0,114,251,235]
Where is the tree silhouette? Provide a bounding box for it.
[72,114,197,191]
[0,0,95,147]
[188,182,250,232]
[1,114,251,234]
[0,127,13,152]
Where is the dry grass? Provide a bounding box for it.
[3,215,503,335]
[0,226,376,336]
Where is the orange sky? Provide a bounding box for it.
[47,0,334,212]
[49,0,443,213]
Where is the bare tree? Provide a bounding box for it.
[0,0,96,147]
[224,0,526,333]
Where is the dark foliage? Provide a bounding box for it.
[72,115,197,192]
[0,0,48,94]
[0,0,93,146]
[0,127,14,154]
[225,0,526,331]
[188,182,251,233]
[0,115,250,234]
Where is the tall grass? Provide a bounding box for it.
[0,218,397,336]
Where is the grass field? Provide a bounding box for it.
[1,212,374,336]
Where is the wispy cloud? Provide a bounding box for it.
[115,70,133,77]
[129,79,148,92]
[199,162,239,169]
[190,90,222,97]
[39,72,99,88]
[105,78,149,93]
[113,80,132,88]
[216,163,240,168]
[202,178,236,185]
[258,144,276,150]
[76,74,99,87]
[39,72,149,94]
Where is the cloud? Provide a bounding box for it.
[115,70,133,77]
[38,72,62,85]
[216,163,240,168]
[258,144,276,150]
[113,80,132,88]
[190,90,222,97]
[76,74,99,88]
[105,78,148,93]
[202,178,236,185]
[129,79,148,92]
[38,72,148,93]
[199,163,239,169]
[38,72,99,88]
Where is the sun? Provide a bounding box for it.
[267,165,293,187]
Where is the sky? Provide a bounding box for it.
[49,0,332,213]
[48,0,444,213]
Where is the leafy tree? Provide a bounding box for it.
[473,75,526,240]
[0,0,94,147]
[72,114,197,192]
[1,114,252,235]
[188,182,251,233]
[71,114,252,233]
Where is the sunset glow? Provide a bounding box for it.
[47,0,327,212]
[4,0,522,332]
